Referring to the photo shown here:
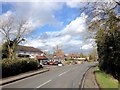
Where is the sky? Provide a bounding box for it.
[1,1,97,54]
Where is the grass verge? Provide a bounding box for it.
[95,68,118,88]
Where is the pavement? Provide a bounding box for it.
[0,68,49,86]
[80,66,100,89]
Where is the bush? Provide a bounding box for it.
[2,59,43,78]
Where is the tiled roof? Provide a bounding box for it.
[36,56,48,60]
[16,45,43,53]
[67,53,80,57]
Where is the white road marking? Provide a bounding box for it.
[58,72,66,76]
[35,80,51,88]
[58,70,70,76]
[58,67,78,77]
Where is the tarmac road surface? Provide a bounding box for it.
[2,62,97,89]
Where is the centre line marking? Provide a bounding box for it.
[58,72,66,76]
[36,80,51,88]
[58,70,69,76]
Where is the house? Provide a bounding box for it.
[36,56,48,63]
[53,49,65,61]
[67,53,86,61]
[43,51,54,61]
[16,45,48,61]
[67,53,80,60]
[67,53,86,64]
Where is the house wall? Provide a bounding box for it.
[16,51,43,59]
[54,54,65,61]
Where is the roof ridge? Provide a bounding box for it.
[17,45,43,53]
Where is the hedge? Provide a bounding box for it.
[1,59,43,78]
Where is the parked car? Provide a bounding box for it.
[58,61,63,66]
[54,61,59,65]
[42,60,49,65]
[49,61,54,65]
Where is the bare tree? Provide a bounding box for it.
[0,13,30,60]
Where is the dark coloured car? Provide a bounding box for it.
[42,61,49,65]
[54,61,59,65]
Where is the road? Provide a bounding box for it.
[2,62,97,89]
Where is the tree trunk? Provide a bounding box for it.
[8,45,15,60]
[119,80,120,90]
[8,47,13,60]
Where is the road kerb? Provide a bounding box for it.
[79,67,91,89]
[80,66,100,89]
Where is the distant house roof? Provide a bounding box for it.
[53,49,65,60]
[36,56,48,60]
[16,45,43,53]
[67,53,81,58]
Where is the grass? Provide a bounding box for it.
[95,68,118,88]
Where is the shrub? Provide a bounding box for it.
[2,59,43,78]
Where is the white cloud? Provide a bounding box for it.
[66,1,81,8]
[24,39,45,48]
[42,34,72,49]
[1,3,96,53]
[91,16,101,22]
[0,11,37,39]
[0,33,3,46]
[65,39,83,46]
[0,2,64,43]
[62,13,87,35]
[82,43,93,50]
[66,1,88,8]
[0,2,63,34]
[13,2,63,28]
[22,13,95,53]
